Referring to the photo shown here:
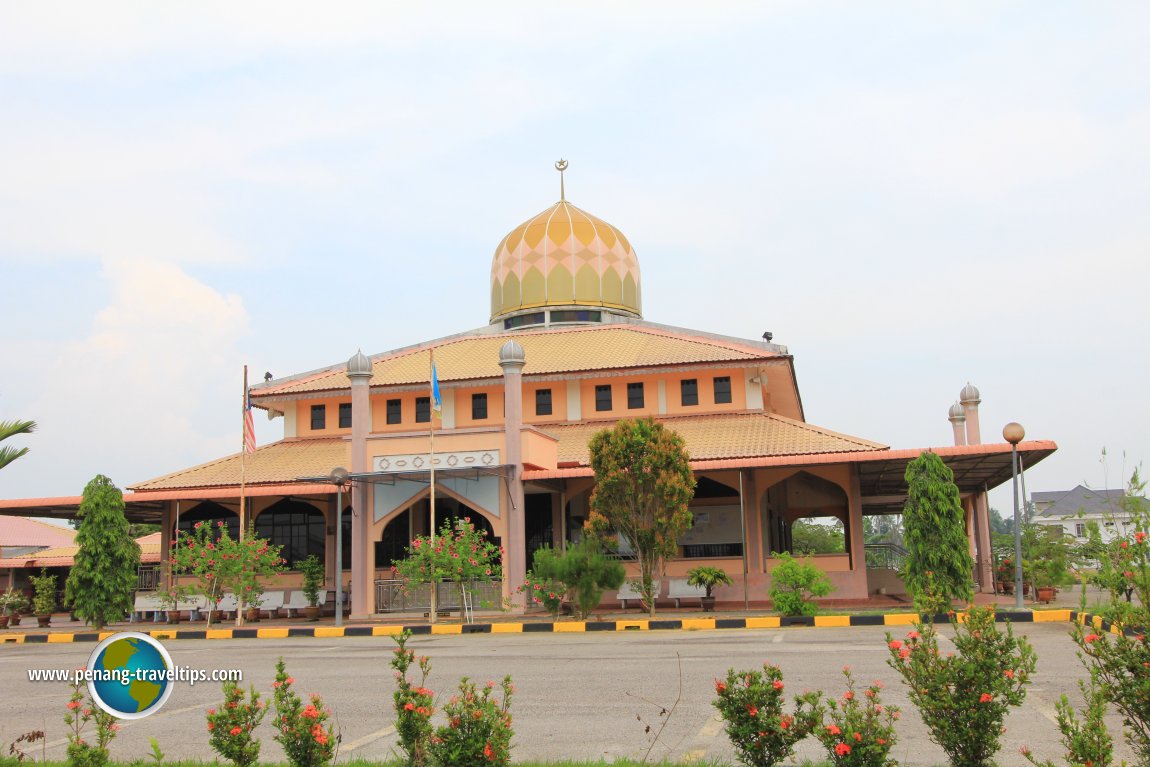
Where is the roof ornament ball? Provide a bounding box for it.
[346,348,372,377]
[499,339,526,367]
[948,401,966,422]
[959,381,981,404]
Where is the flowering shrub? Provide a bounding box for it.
[712,663,821,767]
[206,681,266,767]
[428,676,514,767]
[394,517,503,615]
[1075,470,1150,763]
[391,630,434,766]
[812,666,899,767]
[169,520,284,626]
[64,679,118,767]
[1021,665,1115,767]
[520,570,564,618]
[272,658,337,767]
[887,607,1036,767]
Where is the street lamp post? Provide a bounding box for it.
[328,471,349,625]
[1002,422,1025,610]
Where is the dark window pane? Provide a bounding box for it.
[472,393,488,420]
[338,402,352,428]
[681,379,698,406]
[535,388,552,416]
[254,500,325,569]
[387,398,402,425]
[311,404,326,430]
[504,312,545,330]
[714,376,732,404]
[549,309,601,324]
[415,397,430,423]
[595,384,612,412]
[627,382,644,409]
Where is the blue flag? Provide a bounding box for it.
[431,355,442,415]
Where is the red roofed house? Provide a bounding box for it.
[0,170,1056,616]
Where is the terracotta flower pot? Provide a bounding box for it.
[167,610,182,625]
[245,608,261,622]
[700,596,717,613]
[8,614,21,628]
[1035,586,1056,604]
[37,614,51,628]
[302,606,320,622]
[0,615,9,629]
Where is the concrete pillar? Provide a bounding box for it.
[160,502,174,590]
[347,349,374,618]
[974,489,994,594]
[948,402,966,446]
[960,383,981,445]
[325,495,338,588]
[499,340,527,611]
[742,470,764,574]
[845,466,868,598]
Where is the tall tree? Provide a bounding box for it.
[586,418,696,617]
[0,419,36,470]
[901,451,974,613]
[65,475,141,629]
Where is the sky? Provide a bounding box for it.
[1,2,1147,518]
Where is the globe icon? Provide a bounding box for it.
[87,633,173,719]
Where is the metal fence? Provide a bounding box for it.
[136,566,161,592]
[864,542,908,570]
[374,578,503,614]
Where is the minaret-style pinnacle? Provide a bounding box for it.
[555,158,568,201]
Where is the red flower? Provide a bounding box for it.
[746,705,758,717]
[1084,634,1101,644]
[835,743,852,755]
[877,737,887,745]
[979,693,993,703]
[853,732,862,742]
[715,680,727,694]
[1004,669,1015,679]
[779,716,791,730]
[827,724,841,735]
[230,726,242,736]
[772,680,784,690]
[906,630,920,640]
[888,640,903,650]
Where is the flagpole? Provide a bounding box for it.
[236,367,248,630]
[428,350,438,625]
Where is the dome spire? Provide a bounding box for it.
[555,158,567,201]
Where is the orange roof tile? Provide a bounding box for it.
[130,439,349,491]
[253,324,778,397]
[541,411,887,467]
[0,532,161,569]
[0,516,76,548]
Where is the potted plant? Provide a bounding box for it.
[995,558,1014,595]
[30,569,57,628]
[0,588,28,627]
[686,566,733,612]
[158,584,191,624]
[298,555,325,621]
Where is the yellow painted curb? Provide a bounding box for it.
[372,626,406,636]
[681,619,716,631]
[47,633,75,643]
[1093,615,1104,629]
[746,617,780,629]
[490,623,523,633]
[149,631,177,640]
[553,622,585,633]
[314,627,346,638]
[616,621,649,631]
[0,634,25,643]
[883,613,919,626]
[814,615,851,628]
[256,628,289,638]
[430,624,461,635]
[206,630,233,640]
[1033,610,1071,623]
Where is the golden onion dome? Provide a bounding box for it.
[490,199,642,323]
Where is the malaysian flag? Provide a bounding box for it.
[243,376,256,455]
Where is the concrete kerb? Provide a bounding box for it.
[2,608,1131,645]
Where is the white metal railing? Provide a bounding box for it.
[374,578,502,614]
[136,566,161,592]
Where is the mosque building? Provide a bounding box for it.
[0,164,1056,615]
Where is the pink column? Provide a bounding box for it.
[961,383,981,445]
[948,402,966,446]
[499,341,527,611]
[347,350,374,618]
[974,490,994,593]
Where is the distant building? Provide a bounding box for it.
[0,517,76,590]
[1033,485,1141,542]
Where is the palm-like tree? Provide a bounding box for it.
[0,419,36,470]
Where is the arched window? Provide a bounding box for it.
[175,502,238,541]
[254,499,326,569]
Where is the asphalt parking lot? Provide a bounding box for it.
[0,622,1133,765]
